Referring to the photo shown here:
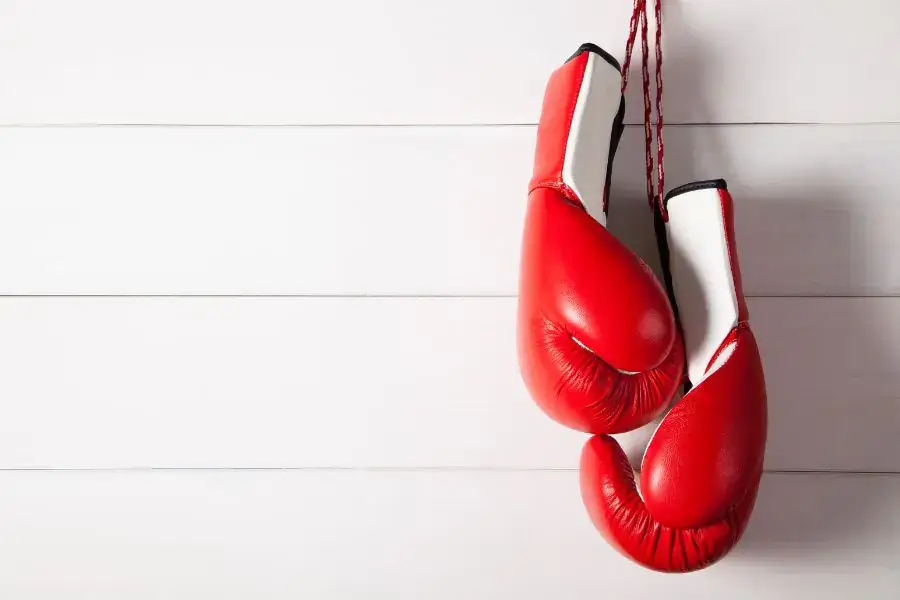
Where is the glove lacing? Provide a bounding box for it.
[621,0,667,220]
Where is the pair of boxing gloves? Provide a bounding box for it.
[517,43,768,572]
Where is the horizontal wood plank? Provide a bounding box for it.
[0,1,896,125]
[0,123,895,296]
[0,296,895,472]
[0,470,895,598]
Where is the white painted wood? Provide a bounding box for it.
[0,125,529,297]
[0,0,890,590]
[0,296,895,472]
[645,123,900,298]
[0,470,894,598]
[754,298,900,474]
[0,297,566,469]
[0,1,896,125]
[0,123,896,296]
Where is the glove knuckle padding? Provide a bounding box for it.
[580,434,761,573]
[642,328,767,529]
[517,44,683,434]
[521,189,677,371]
[518,190,684,433]
[578,181,768,573]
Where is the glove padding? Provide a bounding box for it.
[579,181,768,572]
[517,43,683,434]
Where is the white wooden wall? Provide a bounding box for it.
[0,0,897,596]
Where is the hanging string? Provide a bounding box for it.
[653,0,665,216]
[621,0,666,217]
[638,2,654,213]
[620,0,642,95]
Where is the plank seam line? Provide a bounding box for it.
[0,122,895,129]
[0,294,893,299]
[0,293,900,300]
[0,467,893,476]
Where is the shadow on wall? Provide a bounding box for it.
[722,192,898,567]
[581,0,900,567]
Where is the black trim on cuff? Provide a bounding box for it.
[652,203,689,395]
[663,179,728,207]
[602,97,626,215]
[565,43,621,73]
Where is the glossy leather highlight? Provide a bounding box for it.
[517,44,683,434]
[578,184,768,572]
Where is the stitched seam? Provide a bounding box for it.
[528,180,584,208]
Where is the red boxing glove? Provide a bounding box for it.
[580,180,768,572]
[517,44,683,434]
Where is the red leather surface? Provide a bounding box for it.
[528,51,586,200]
[580,432,761,573]
[641,327,767,529]
[578,186,768,572]
[517,188,683,433]
[517,48,683,434]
